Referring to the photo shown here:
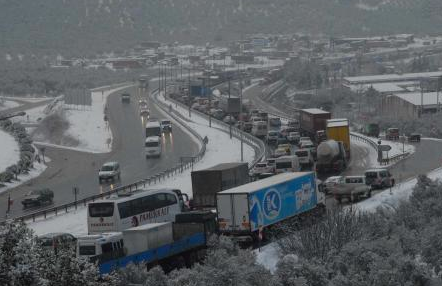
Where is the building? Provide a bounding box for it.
[383,92,442,119]
[343,71,442,86]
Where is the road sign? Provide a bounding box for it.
[379,144,392,152]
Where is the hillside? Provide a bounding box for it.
[1,0,442,56]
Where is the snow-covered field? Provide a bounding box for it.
[63,86,130,153]
[29,92,255,236]
[0,129,20,173]
[0,99,21,111]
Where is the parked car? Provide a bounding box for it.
[287,132,301,143]
[365,169,395,189]
[98,162,121,183]
[21,188,54,208]
[266,131,279,144]
[331,176,372,203]
[408,133,421,142]
[250,162,274,177]
[160,120,172,132]
[323,176,343,194]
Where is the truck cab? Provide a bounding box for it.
[386,128,399,140]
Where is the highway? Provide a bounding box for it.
[0,81,199,219]
[243,82,442,189]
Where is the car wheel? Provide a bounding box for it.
[367,190,372,198]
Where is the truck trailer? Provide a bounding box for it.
[216,172,325,241]
[299,108,331,141]
[326,119,350,158]
[315,140,347,174]
[191,163,249,207]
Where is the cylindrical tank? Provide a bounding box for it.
[316,140,340,163]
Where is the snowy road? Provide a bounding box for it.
[0,76,199,219]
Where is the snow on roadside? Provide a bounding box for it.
[0,160,48,195]
[0,99,21,111]
[351,132,415,168]
[29,93,255,236]
[64,85,131,153]
[0,129,20,173]
[254,242,280,273]
[355,167,442,212]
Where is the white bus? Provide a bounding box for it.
[275,155,300,174]
[76,232,124,261]
[145,121,161,137]
[145,136,162,157]
[87,189,188,234]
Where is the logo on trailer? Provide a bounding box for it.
[262,189,281,220]
[131,216,139,227]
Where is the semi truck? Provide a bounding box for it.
[326,119,350,158]
[299,108,331,141]
[364,123,380,138]
[216,172,325,241]
[315,140,347,174]
[191,163,249,207]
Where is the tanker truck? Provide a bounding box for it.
[315,140,347,174]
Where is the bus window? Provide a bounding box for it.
[89,203,114,217]
[101,242,113,254]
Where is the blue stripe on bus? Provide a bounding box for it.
[99,232,206,274]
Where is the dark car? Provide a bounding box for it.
[408,133,421,142]
[121,93,131,103]
[22,188,54,208]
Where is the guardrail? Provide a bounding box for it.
[12,88,207,224]
[156,91,266,170]
[350,132,379,152]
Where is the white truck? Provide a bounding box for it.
[216,172,325,241]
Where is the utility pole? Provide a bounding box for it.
[228,77,232,139]
[208,72,212,127]
[420,80,424,118]
[240,71,244,162]
[188,68,191,118]
[438,76,441,113]
[164,62,167,99]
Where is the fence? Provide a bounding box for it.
[12,87,207,224]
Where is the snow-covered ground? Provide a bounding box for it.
[29,92,255,236]
[0,129,20,173]
[352,133,415,168]
[0,99,21,111]
[0,160,48,195]
[63,86,129,153]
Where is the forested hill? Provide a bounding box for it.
[1,0,442,56]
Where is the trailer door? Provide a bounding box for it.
[216,193,249,233]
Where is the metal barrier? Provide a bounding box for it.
[12,87,206,224]
[350,133,379,152]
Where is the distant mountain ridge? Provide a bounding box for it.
[1,0,442,56]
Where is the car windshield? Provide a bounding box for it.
[101,165,114,171]
[162,121,171,125]
[145,142,159,147]
[256,163,267,168]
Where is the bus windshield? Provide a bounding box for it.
[89,203,114,217]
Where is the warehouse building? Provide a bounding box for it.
[383,92,442,119]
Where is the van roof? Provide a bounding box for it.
[218,172,313,194]
[145,121,161,128]
[145,136,161,142]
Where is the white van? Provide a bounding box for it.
[251,121,268,138]
[145,136,162,157]
[275,155,300,173]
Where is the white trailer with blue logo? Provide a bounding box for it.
[216,172,325,241]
